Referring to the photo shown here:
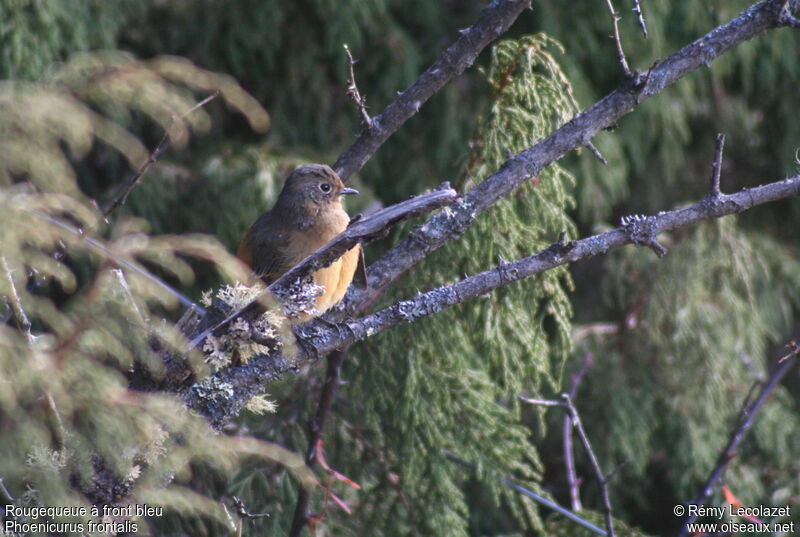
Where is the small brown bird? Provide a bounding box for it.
[237,164,365,319]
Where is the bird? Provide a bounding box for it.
[236,163,366,320]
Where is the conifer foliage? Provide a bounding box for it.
[1,1,799,536]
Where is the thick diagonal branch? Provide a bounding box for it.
[343,0,795,314]
[332,0,532,181]
[183,174,800,427]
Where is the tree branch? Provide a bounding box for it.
[31,211,205,314]
[332,0,532,182]
[677,341,799,536]
[183,173,800,427]
[341,0,792,315]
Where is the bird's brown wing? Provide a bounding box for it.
[237,210,293,285]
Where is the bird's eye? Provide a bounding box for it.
[320,183,331,193]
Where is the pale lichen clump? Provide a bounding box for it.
[200,281,291,372]
[275,275,325,320]
[244,394,278,415]
[26,445,70,471]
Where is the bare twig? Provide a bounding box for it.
[565,352,594,511]
[1,256,33,344]
[102,91,220,218]
[0,477,14,502]
[185,184,457,351]
[562,393,616,537]
[113,269,148,325]
[232,496,270,519]
[603,0,632,77]
[444,451,607,536]
[183,173,800,427]
[518,397,565,407]
[32,211,205,314]
[632,0,648,38]
[343,45,373,130]
[677,342,799,536]
[709,133,726,198]
[289,348,349,537]
[586,141,608,164]
[332,0,531,181]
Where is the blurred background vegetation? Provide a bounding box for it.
[1,0,799,536]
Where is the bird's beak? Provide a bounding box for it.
[340,187,359,196]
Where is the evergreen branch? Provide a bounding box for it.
[2,256,34,344]
[183,174,800,426]
[101,91,220,219]
[603,0,632,77]
[342,0,792,314]
[332,0,532,182]
[677,342,799,536]
[185,184,458,351]
[31,211,206,314]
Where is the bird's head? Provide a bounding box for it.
[277,164,358,212]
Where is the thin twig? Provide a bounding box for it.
[0,477,14,502]
[678,343,799,536]
[32,211,205,314]
[709,133,725,198]
[518,397,565,407]
[343,45,372,130]
[603,0,632,77]
[102,91,220,218]
[565,352,594,511]
[586,141,608,164]
[632,0,648,38]
[563,393,616,537]
[444,451,607,536]
[289,348,349,537]
[232,496,270,519]
[1,256,33,344]
[113,269,148,325]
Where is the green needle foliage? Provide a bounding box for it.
[569,218,800,527]
[2,1,799,536]
[0,52,311,535]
